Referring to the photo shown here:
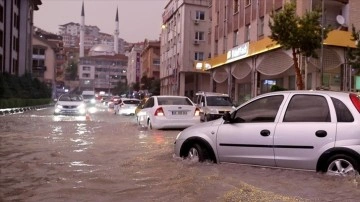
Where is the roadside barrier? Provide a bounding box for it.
[0,104,54,116]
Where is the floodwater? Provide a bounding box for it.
[0,105,359,202]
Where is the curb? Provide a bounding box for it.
[0,104,54,116]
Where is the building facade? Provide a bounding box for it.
[0,0,42,76]
[78,54,128,93]
[160,0,212,99]
[140,39,160,79]
[197,0,359,104]
[127,43,144,86]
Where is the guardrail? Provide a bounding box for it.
[0,104,54,116]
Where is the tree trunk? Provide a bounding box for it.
[292,48,304,90]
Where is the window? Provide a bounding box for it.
[233,30,239,47]
[82,73,90,78]
[194,52,204,61]
[258,17,264,37]
[233,95,284,123]
[195,11,205,20]
[331,97,354,122]
[83,66,90,71]
[0,5,3,23]
[195,31,205,41]
[288,75,295,90]
[153,59,160,65]
[283,95,330,122]
[0,30,3,47]
[233,0,239,13]
[245,24,250,42]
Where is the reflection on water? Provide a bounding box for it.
[52,115,87,122]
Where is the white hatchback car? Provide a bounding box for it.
[174,90,360,176]
[114,98,141,115]
[137,95,200,129]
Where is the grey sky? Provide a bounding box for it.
[34,0,168,43]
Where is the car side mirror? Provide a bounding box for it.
[223,112,231,122]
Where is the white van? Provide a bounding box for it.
[82,90,96,105]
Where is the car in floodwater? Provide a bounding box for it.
[54,94,86,116]
[174,90,360,176]
[137,95,200,129]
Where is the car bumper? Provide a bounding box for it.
[152,117,200,129]
[118,107,136,115]
[54,109,86,115]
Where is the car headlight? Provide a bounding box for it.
[77,103,86,109]
[56,104,63,109]
[90,99,96,104]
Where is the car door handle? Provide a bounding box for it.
[315,130,327,137]
[260,129,271,137]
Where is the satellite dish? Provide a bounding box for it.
[336,15,345,25]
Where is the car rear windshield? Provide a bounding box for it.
[82,95,95,99]
[123,100,140,105]
[206,96,233,106]
[157,97,193,105]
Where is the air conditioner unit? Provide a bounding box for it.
[194,20,199,25]
[193,40,199,45]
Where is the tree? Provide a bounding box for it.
[269,2,329,90]
[347,25,360,73]
[66,60,78,81]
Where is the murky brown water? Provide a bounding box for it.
[0,106,359,202]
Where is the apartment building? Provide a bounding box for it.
[127,43,144,86]
[160,0,212,98]
[0,0,42,76]
[198,0,358,104]
[141,39,160,79]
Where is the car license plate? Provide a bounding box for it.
[172,111,187,115]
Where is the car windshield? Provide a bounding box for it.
[82,95,95,99]
[157,97,193,105]
[123,100,140,105]
[206,96,233,106]
[59,94,83,101]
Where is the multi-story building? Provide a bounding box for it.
[78,53,128,93]
[141,39,160,79]
[198,0,358,104]
[127,43,144,86]
[160,0,212,99]
[0,0,42,76]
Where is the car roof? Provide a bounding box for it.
[196,91,230,96]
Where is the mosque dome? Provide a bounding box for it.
[89,44,115,56]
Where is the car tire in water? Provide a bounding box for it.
[147,119,152,130]
[325,154,359,176]
[187,144,208,162]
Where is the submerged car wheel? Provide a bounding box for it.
[326,154,359,176]
[187,144,208,162]
[147,119,152,130]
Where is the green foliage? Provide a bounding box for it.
[347,25,360,70]
[269,2,330,89]
[0,73,51,99]
[140,75,160,95]
[270,85,287,92]
[113,80,129,95]
[66,60,78,80]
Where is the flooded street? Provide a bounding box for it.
[1,105,359,202]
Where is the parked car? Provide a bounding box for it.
[54,94,86,115]
[137,95,200,129]
[114,98,141,115]
[135,97,149,116]
[174,90,360,176]
[194,91,235,122]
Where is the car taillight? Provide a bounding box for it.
[154,107,164,116]
[194,108,200,116]
[350,93,360,113]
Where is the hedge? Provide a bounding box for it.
[0,98,52,109]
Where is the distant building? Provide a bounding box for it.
[141,39,160,79]
[0,0,42,76]
[127,43,144,86]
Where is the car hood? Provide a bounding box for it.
[182,117,223,132]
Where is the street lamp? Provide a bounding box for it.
[162,24,179,95]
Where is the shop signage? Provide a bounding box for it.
[226,42,249,62]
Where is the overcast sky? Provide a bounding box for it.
[34,0,168,43]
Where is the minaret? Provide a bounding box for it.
[80,1,85,57]
[114,7,119,54]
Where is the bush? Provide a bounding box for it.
[0,73,51,109]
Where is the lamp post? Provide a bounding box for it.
[162,24,179,95]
